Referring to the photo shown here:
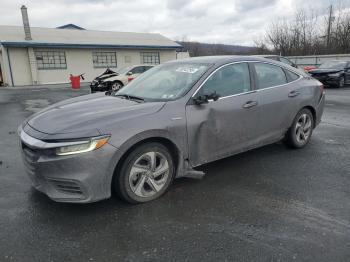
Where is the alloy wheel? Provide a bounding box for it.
[112,82,122,91]
[128,151,170,198]
[295,113,312,144]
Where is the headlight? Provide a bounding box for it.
[55,136,110,156]
[328,73,341,77]
[98,82,107,87]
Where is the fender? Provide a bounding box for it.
[103,129,187,191]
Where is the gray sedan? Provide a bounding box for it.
[18,56,325,204]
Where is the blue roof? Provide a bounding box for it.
[0,41,181,50]
[57,24,86,30]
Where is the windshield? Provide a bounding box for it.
[116,62,211,101]
[319,61,347,70]
[117,66,132,75]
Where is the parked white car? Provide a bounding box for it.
[90,65,154,93]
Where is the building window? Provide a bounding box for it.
[92,51,117,68]
[140,52,160,64]
[35,51,67,70]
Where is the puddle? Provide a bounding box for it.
[24,99,50,113]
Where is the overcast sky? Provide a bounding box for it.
[0,0,349,46]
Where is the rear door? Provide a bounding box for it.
[252,62,302,142]
[186,62,260,166]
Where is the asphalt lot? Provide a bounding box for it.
[0,85,349,262]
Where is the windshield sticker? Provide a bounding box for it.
[176,67,199,74]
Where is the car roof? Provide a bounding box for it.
[168,55,277,65]
[168,55,308,77]
[252,54,280,58]
[131,64,155,67]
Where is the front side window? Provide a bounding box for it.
[117,63,210,101]
[141,52,160,64]
[92,51,117,68]
[35,51,67,70]
[254,63,287,89]
[200,63,251,97]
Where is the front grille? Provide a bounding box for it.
[48,178,85,197]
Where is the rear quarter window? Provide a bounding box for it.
[285,70,300,82]
[254,63,287,89]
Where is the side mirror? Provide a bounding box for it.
[193,95,209,105]
[126,72,133,76]
[207,91,220,101]
[193,92,220,105]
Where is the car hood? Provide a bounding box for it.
[309,68,343,75]
[25,93,165,137]
[95,73,119,81]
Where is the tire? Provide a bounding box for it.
[114,142,175,204]
[111,81,123,92]
[285,108,314,149]
[338,76,345,88]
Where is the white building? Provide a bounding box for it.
[0,7,182,87]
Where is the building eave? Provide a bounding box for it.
[0,41,182,50]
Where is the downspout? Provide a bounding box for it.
[6,47,14,86]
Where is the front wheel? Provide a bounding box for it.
[111,81,123,92]
[285,108,314,149]
[114,142,175,204]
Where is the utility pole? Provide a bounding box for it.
[326,5,333,48]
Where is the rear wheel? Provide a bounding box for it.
[114,142,175,204]
[285,108,314,149]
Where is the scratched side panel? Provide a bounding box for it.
[185,93,260,167]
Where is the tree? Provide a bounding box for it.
[256,5,350,55]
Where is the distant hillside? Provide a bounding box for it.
[177,41,257,56]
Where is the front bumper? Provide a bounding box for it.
[312,76,340,86]
[19,127,118,203]
[90,81,109,92]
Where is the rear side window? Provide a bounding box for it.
[201,63,251,97]
[254,63,287,89]
[130,67,144,74]
[285,70,300,82]
[143,66,153,72]
[280,57,293,66]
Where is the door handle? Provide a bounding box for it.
[288,90,300,97]
[243,100,258,109]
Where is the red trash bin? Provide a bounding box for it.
[69,74,81,89]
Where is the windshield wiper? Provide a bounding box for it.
[115,94,145,103]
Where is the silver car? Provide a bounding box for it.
[18,56,325,204]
